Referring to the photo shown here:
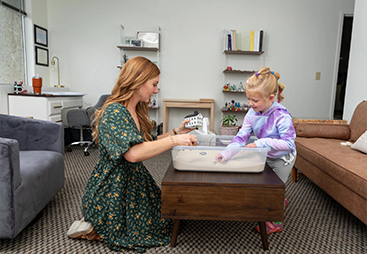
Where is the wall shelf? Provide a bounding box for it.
[221,109,249,112]
[224,50,264,55]
[222,90,246,93]
[117,46,159,51]
[223,70,257,74]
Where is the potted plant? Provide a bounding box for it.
[219,114,239,135]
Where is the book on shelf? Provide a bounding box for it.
[249,31,255,51]
[259,30,264,51]
[224,29,238,51]
[249,30,263,52]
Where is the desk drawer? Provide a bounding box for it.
[49,101,62,115]
[48,114,62,123]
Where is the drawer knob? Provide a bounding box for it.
[53,105,62,108]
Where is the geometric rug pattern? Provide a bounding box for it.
[1,146,366,253]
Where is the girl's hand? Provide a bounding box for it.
[173,134,197,146]
[174,119,193,135]
[215,154,226,163]
[245,142,257,148]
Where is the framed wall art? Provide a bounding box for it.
[34,24,48,47]
[35,46,49,66]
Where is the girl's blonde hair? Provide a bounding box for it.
[245,67,285,103]
[92,56,160,142]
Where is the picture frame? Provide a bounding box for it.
[34,24,48,47]
[35,46,49,66]
[131,39,143,47]
[123,37,134,45]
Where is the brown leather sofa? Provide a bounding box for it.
[292,101,367,224]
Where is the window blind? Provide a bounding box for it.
[0,0,26,16]
[0,1,26,85]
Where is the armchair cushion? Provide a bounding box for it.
[0,114,63,153]
[295,123,350,140]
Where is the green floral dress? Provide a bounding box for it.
[82,103,173,253]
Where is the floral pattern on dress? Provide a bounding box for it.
[82,103,173,253]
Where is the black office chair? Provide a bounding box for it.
[66,94,110,156]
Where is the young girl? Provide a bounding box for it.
[216,67,296,234]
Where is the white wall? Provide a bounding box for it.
[24,0,50,88]
[343,0,367,122]
[41,0,355,132]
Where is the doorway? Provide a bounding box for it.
[333,16,353,120]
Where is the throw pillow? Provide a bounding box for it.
[351,130,367,154]
[296,123,350,139]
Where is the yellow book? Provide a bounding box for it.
[249,31,255,51]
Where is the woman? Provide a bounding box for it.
[67,56,197,252]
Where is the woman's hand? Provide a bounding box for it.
[173,133,197,146]
[245,142,257,148]
[174,119,193,135]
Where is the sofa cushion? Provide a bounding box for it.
[296,124,350,139]
[349,101,367,142]
[351,130,367,154]
[295,137,367,199]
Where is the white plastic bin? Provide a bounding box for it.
[172,137,270,173]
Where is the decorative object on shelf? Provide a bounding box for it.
[148,99,157,108]
[32,75,42,94]
[151,120,157,128]
[34,24,48,47]
[238,82,245,92]
[184,111,203,129]
[131,39,143,47]
[230,84,236,91]
[13,81,25,94]
[223,83,230,91]
[123,37,134,45]
[137,31,160,49]
[226,66,232,71]
[219,114,239,135]
[223,100,249,112]
[123,54,129,63]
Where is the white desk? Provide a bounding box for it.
[8,93,85,125]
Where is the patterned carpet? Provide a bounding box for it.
[1,145,366,254]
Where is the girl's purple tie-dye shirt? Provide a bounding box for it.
[222,102,296,160]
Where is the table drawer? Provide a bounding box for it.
[48,114,62,123]
[48,100,63,115]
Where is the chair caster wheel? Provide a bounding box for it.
[84,151,90,156]
[67,147,72,152]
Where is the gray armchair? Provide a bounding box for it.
[66,94,110,156]
[0,114,64,239]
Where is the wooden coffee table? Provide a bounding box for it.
[161,162,285,250]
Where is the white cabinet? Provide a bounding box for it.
[8,94,83,125]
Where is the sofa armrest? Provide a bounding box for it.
[0,137,21,238]
[295,123,350,139]
[0,114,64,154]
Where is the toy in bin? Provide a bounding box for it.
[184,111,203,129]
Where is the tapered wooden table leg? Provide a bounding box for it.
[258,221,269,250]
[170,219,181,247]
